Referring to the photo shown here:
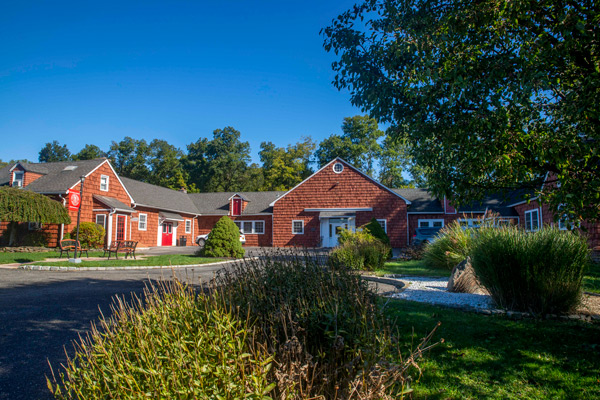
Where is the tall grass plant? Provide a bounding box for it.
[423,222,474,270]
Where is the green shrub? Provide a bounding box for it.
[423,222,474,270]
[471,226,589,314]
[361,218,390,245]
[21,231,48,247]
[200,216,245,258]
[331,229,391,271]
[70,222,105,249]
[215,250,425,399]
[48,281,274,399]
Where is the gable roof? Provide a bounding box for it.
[12,159,107,194]
[188,191,285,215]
[269,158,412,207]
[0,165,11,186]
[119,176,199,215]
[394,188,443,213]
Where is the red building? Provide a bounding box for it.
[1,157,599,250]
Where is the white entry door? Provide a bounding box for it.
[329,221,348,247]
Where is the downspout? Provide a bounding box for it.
[59,194,67,241]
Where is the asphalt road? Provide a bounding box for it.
[0,264,227,400]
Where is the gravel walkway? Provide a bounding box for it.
[389,276,493,311]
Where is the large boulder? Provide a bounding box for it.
[447,257,487,295]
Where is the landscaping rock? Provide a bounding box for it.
[447,257,487,295]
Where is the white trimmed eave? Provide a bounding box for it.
[68,159,135,204]
[304,207,373,212]
[507,197,539,208]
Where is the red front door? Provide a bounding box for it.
[116,215,126,241]
[162,222,173,246]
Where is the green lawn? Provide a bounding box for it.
[386,299,600,399]
[0,250,106,264]
[584,262,600,294]
[30,254,223,267]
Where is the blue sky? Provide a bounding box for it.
[0,1,363,164]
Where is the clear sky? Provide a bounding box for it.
[0,0,363,164]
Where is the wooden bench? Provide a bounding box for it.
[59,239,89,258]
[104,240,138,260]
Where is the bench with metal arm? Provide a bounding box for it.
[59,239,89,258]
[104,240,138,260]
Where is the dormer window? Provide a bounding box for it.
[100,175,109,191]
[12,172,24,187]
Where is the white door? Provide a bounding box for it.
[329,221,348,247]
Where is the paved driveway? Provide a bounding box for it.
[0,265,227,400]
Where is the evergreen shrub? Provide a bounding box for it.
[471,226,589,314]
[22,231,49,247]
[70,222,105,249]
[200,216,245,258]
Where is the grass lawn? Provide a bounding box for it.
[30,254,223,267]
[0,250,106,264]
[386,299,600,399]
[584,262,600,294]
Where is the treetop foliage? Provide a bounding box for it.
[323,0,600,221]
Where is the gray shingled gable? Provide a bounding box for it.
[119,177,199,215]
[18,159,107,194]
[188,191,286,215]
[0,165,11,186]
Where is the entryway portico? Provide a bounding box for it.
[311,208,372,247]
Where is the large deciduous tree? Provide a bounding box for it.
[147,139,187,190]
[323,0,600,221]
[39,141,71,162]
[259,137,315,190]
[107,137,150,181]
[0,188,71,246]
[315,115,383,175]
[73,144,106,161]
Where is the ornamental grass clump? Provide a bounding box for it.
[471,226,590,314]
[215,250,436,399]
[329,228,391,270]
[423,221,475,270]
[47,281,274,399]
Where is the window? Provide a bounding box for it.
[524,209,540,232]
[234,220,265,234]
[138,214,147,231]
[418,219,444,228]
[12,171,24,187]
[185,219,191,233]
[28,222,42,231]
[376,219,387,233]
[100,175,109,191]
[458,218,480,228]
[96,214,106,228]
[292,220,304,234]
[557,204,577,231]
[333,162,344,173]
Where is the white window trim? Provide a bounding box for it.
[418,219,445,228]
[234,220,265,234]
[292,220,304,234]
[95,214,106,228]
[524,209,540,232]
[100,175,109,192]
[138,213,147,231]
[185,219,191,234]
[376,219,387,233]
[333,162,344,174]
[12,171,24,187]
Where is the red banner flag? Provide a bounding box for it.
[68,189,81,211]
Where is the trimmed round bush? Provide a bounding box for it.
[70,222,105,249]
[471,226,589,314]
[48,281,274,399]
[200,216,245,258]
[423,222,474,270]
[330,229,391,271]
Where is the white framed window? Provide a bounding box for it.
[28,222,42,231]
[524,209,540,232]
[100,175,109,191]
[95,214,106,229]
[418,219,444,228]
[138,213,147,231]
[376,219,387,233]
[12,171,24,187]
[333,162,344,174]
[458,218,481,228]
[292,220,304,234]
[234,220,265,234]
[185,219,191,233]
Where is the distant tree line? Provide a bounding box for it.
[1,116,425,192]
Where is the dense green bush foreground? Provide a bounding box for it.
[330,228,391,270]
[49,251,432,399]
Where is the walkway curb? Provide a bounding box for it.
[18,257,255,272]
